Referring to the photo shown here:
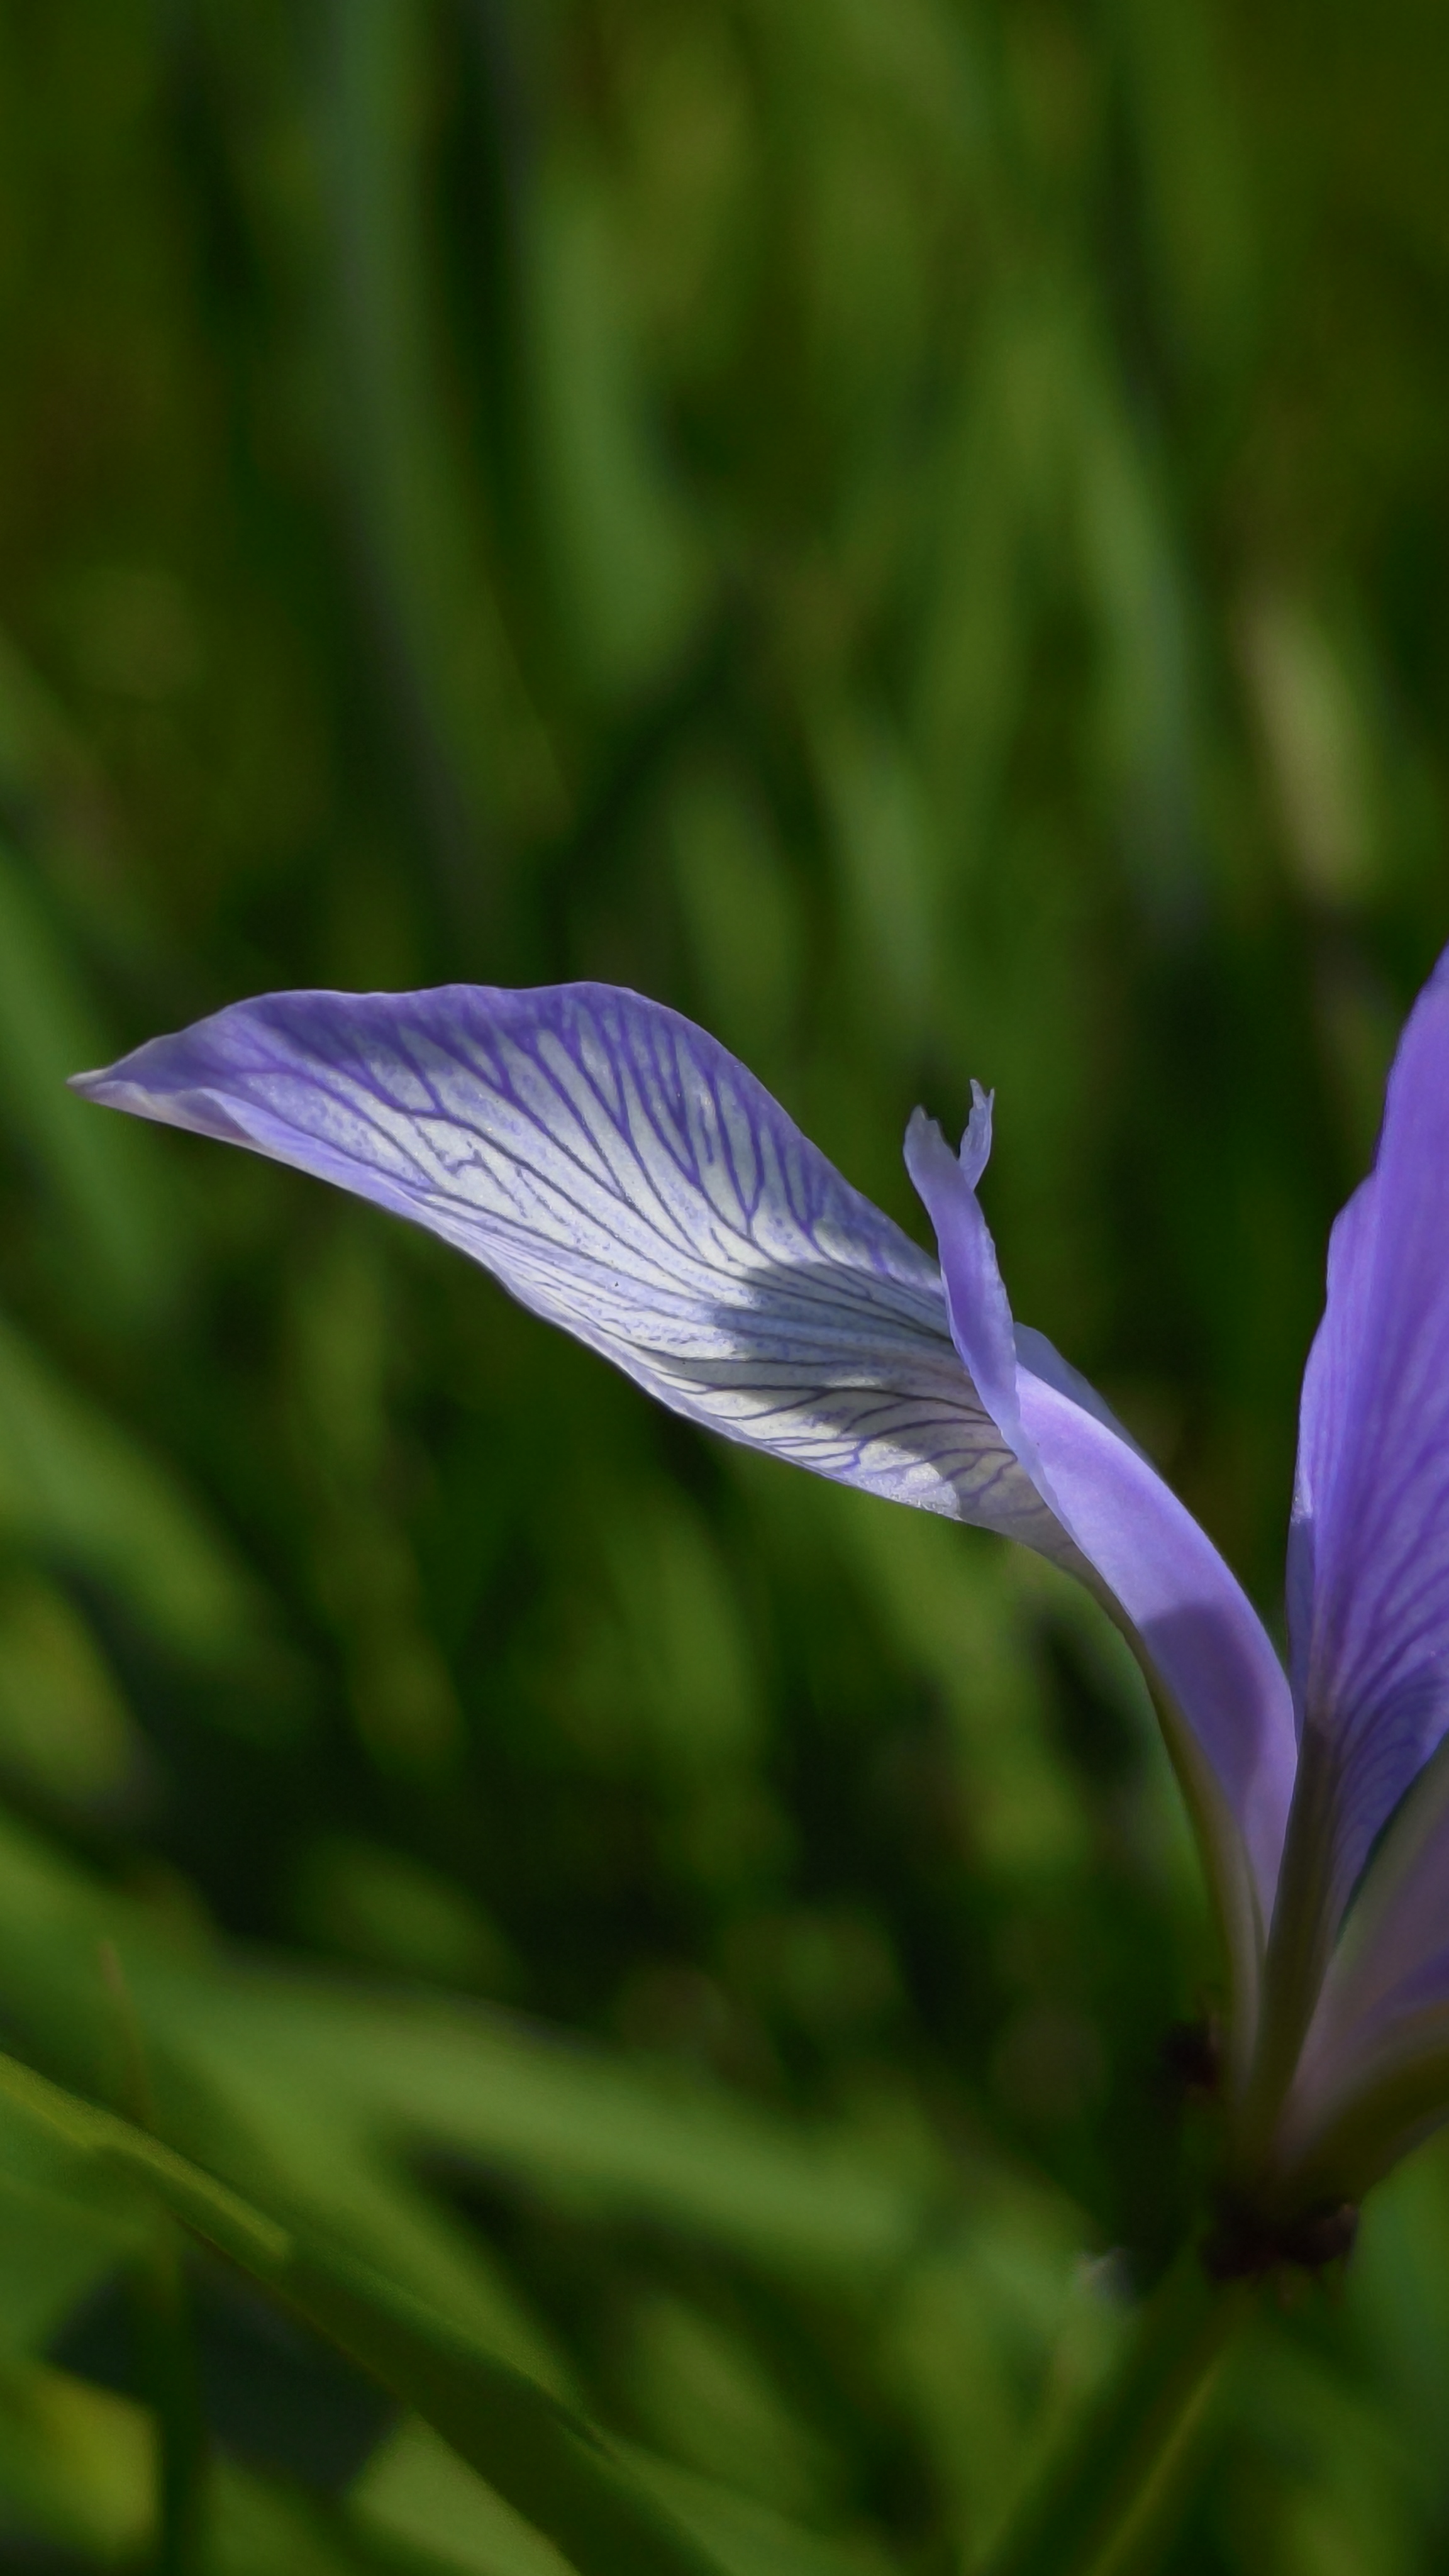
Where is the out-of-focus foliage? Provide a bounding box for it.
[0,1,1446,2568]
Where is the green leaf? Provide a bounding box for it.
[618,2447,897,2576]
[0,2356,413,2575]
[193,1975,935,2284]
[0,1799,941,2301]
[0,1806,572,2392]
[325,0,565,850]
[0,2050,728,2576]
[357,2418,901,2576]
[0,2087,148,2359]
[0,1789,1101,2566]
[0,2358,155,2561]
[975,2252,1255,2576]
[523,148,708,697]
[354,2418,580,2576]
[0,833,178,1318]
[0,1307,267,1660]
[253,2246,727,2576]
[0,1569,142,1802]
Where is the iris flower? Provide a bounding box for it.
[71,957,1449,2261]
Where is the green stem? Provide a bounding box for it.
[976,2248,1258,2576]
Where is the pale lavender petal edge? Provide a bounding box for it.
[908,1126,1296,1919]
[1016,1374,1296,1913]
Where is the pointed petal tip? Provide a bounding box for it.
[902,1104,950,1180]
[69,1055,174,1115]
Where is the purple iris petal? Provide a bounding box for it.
[906,1107,1297,1919]
[1276,1741,1449,2185]
[1290,953,1449,1923]
[73,962,1449,2188]
[1019,1375,1296,1915]
[72,983,1069,1550]
[76,981,1297,1955]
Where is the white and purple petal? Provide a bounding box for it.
[75,981,1299,2010]
[72,984,1067,1547]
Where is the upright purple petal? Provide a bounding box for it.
[72,984,1069,1550]
[1290,949,1449,1926]
[1285,1175,1378,1706]
[908,1108,1296,1928]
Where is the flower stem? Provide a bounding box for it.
[975,2247,1258,2576]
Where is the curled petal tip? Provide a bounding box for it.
[961,1080,994,1188]
[902,1094,995,1196]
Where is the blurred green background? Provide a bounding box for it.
[0,3,1447,2570]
